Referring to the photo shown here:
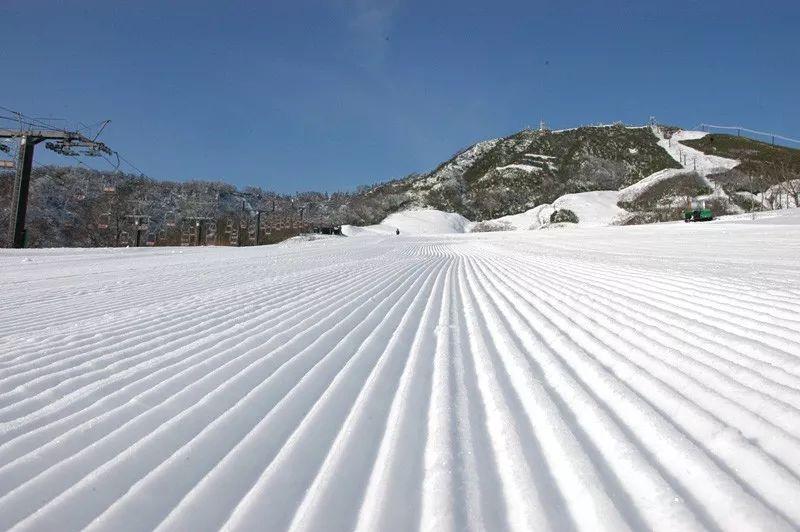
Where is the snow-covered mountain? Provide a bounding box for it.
[369,122,799,227]
[3,123,799,247]
[368,123,684,220]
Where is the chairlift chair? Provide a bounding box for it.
[98,212,111,230]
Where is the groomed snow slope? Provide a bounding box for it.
[660,130,740,177]
[2,217,800,531]
[619,128,740,205]
[343,209,471,236]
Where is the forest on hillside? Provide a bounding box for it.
[0,166,407,248]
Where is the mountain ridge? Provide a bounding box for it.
[2,122,798,246]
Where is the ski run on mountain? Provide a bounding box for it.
[1,209,800,532]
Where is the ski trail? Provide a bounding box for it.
[1,221,799,531]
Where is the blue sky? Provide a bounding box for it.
[2,0,798,192]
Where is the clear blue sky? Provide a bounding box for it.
[2,0,798,193]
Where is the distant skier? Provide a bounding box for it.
[395,228,400,236]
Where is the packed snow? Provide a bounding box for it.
[491,204,555,231]
[481,191,626,230]
[618,128,740,206]
[343,209,471,236]
[659,129,740,177]
[715,206,800,225]
[617,167,691,204]
[340,223,397,237]
[552,191,628,226]
[2,213,800,531]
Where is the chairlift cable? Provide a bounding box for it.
[100,153,120,170]
[77,120,108,134]
[92,120,111,142]
[114,151,146,176]
[699,123,800,145]
[0,106,62,132]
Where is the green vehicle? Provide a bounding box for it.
[684,199,713,222]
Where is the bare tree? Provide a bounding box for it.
[776,163,800,208]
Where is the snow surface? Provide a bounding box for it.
[485,191,626,230]
[344,209,471,236]
[552,191,628,226]
[2,216,800,532]
[495,163,539,173]
[617,167,690,204]
[340,223,397,237]
[618,128,740,205]
[659,129,740,177]
[714,206,800,225]
[492,204,556,231]
[383,209,471,234]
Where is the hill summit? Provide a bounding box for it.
[360,122,799,225]
[3,122,799,246]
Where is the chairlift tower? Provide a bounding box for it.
[253,197,277,245]
[255,210,267,245]
[0,126,112,248]
[126,214,150,247]
[183,216,214,246]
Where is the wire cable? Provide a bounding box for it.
[699,124,800,145]
[115,151,146,176]
[100,154,120,170]
[3,104,147,178]
[0,106,63,132]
